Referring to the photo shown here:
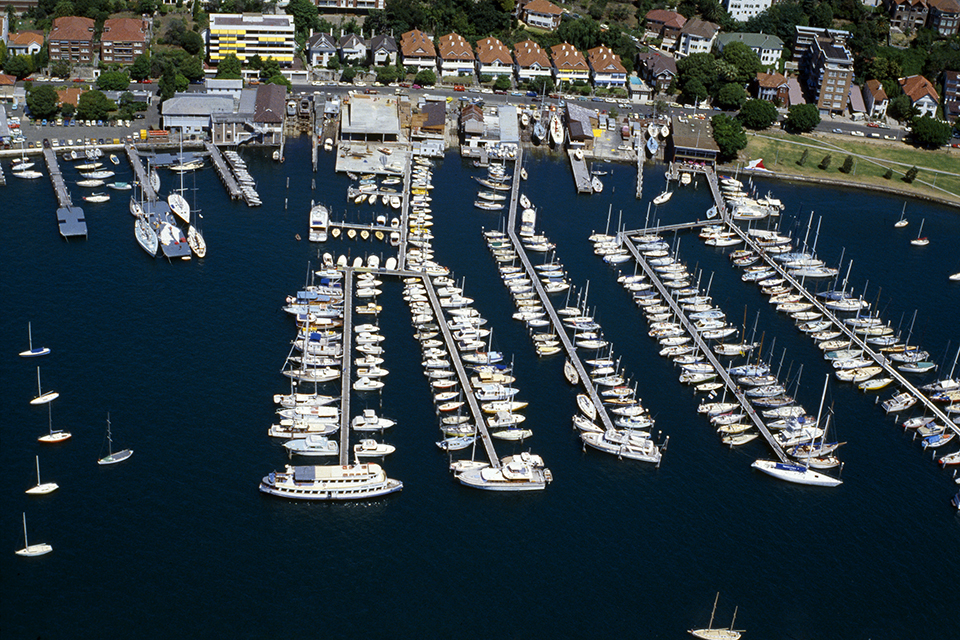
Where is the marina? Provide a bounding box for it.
[4,134,959,639]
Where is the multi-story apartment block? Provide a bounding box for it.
[513,39,552,82]
[676,18,719,58]
[400,29,436,71]
[437,32,475,77]
[208,13,296,66]
[803,31,855,114]
[723,0,773,22]
[550,42,589,84]
[48,16,95,64]
[100,18,148,65]
[314,0,385,10]
[475,36,512,78]
[943,70,960,122]
[928,0,960,36]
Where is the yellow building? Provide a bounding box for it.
[208,13,296,66]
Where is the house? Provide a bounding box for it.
[513,39,552,82]
[943,70,960,122]
[676,18,719,58]
[6,31,43,57]
[437,32,475,78]
[899,74,940,117]
[368,34,397,66]
[208,14,296,67]
[644,9,686,42]
[797,28,855,115]
[307,32,337,67]
[56,87,84,107]
[253,83,286,145]
[521,0,563,31]
[755,71,788,103]
[724,0,774,22]
[715,32,784,68]
[476,36,512,78]
[400,29,436,71]
[587,45,626,88]
[887,0,929,30]
[863,79,889,119]
[928,0,960,36]
[550,42,589,84]
[339,33,367,64]
[100,18,148,65]
[637,49,677,92]
[48,16,96,65]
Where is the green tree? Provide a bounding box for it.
[96,70,130,91]
[414,68,436,86]
[158,64,178,100]
[715,82,748,110]
[181,30,204,56]
[883,167,893,179]
[479,73,492,84]
[903,166,919,183]
[76,89,115,121]
[711,113,747,160]
[4,54,34,79]
[130,53,151,81]
[61,103,75,118]
[494,74,511,91]
[180,55,204,81]
[840,155,854,173]
[216,53,242,79]
[26,84,60,119]
[341,66,357,82]
[720,41,761,85]
[53,0,75,17]
[266,74,291,90]
[738,99,778,129]
[798,149,809,166]
[910,115,952,148]
[819,155,831,170]
[0,40,6,69]
[887,94,917,123]
[259,56,281,81]
[376,65,397,85]
[50,60,71,79]
[682,78,709,104]
[785,103,821,133]
[286,0,319,38]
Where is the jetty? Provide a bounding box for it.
[420,274,501,469]
[43,148,87,238]
[397,155,413,269]
[635,138,643,199]
[124,144,157,202]
[205,142,242,200]
[568,149,594,193]
[506,150,615,432]
[339,268,354,466]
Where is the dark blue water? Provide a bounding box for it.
[3,139,959,639]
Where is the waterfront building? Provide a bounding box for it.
[715,32,784,67]
[724,0,774,21]
[208,13,296,67]
[476,36,512,79]
[100,18,149,65]
[6,30,43,57]
[369,34,397,66]
[400,29,436,71]
[796,27,854,115]
[48,16,95,64]
[898,74,940,117]
[676,18,719,58]
[550,42,589,85]
[863,79,889,119]
[588,45,626,88]
[520,0,563,31]
[340,93,401,144]
[513,39,551,83]
[162,93,235,136]
[438,33,475,78]
[669,115,719,166]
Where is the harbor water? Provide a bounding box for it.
[2,137,959,638]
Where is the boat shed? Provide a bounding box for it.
[253,84,286,145]
[498,104,520,144]
[340,94,401,143]
[566,102,598,148]
[669,115,719,166]
[161,93,235,136]
[210,89,258,145]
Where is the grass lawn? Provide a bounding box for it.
[740,131,960,204]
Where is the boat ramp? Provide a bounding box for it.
[43,148,87,238]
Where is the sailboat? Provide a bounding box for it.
[689,593,743,639]
[167,137,191,226]
[16,513,53,557]
[894,202,908,228]
[97,413,133,465]
[19,322,50,357]
[30,367,59,405]
[26,455,59,495]
[38,403,71,443]
[910,218,928,246]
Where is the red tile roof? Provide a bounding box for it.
[865,79,888,102]
[476,37,511,65]
[49,16,95,42]
[101,18,148,43]
[523,0,563,16]
[438,33,474,61]
[401,29,436,58]
[514,39,550,68]
[550,42,587,71]
[756,71,787,88]
[587,45,625,74]
[8,31,44,48]
[899,74,940,104]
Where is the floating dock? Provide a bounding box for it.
[397,156,413,269]
[43,148,87,238]
[124,144,157,202]
[635,138,643,199]
[205,142,243,200]
[567,149,594,194]
[339,268,354,466]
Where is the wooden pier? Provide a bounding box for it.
[618,234,787,461]
[339,268,354,466]
[635,138,643,200]
[124,144,157,202]
[43,148,87,238]
[420,274,501,468]
[204,142,242,200]
[397,155,413,269]
[567,149,594,194]
[507,149,615,432]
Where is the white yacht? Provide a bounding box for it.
[751,459,842,487]
[456,452,552,491]
[581,429,662,464]
[282,435,339,457]
[308,203,329,242]
[259,463,402,500]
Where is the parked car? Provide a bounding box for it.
[832,128,842,133]
[454,85,465,92]
[850,130,864,136]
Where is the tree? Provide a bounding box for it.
[266,74,291,90]
[720,41,761,85]
[340,66,357,82]
[76,89,115,121]
[259,56,281,81]
[903,166,919,183]
[130,54,151,81]
[158,64,178,100]
[414,68,436,86]
[887,94,917,123]
[819,155,831,170]
[840,155,854,173]
[27,84,60,119]
[479,73,492,84]
[4,54,34,80]
[785,103,821,133]
[216,53,242,79]
[50,60,71,79]
[910,115,952,149]
[61,103,75,118]
[97,70,130,91]
[376,65,397,85]
[682,78,709,104]
[677,52,718,100]
[711,114,747,160]
[286,0,319,37]
[715,82,748,110]
[494,74,511,91]
[181,31,204,56]
[883,167,893,179]
[798,149,809,166]
[738,99,778,130]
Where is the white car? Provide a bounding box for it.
[850,130,864,137]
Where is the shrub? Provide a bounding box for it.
[819,155,831,170]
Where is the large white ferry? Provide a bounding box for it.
[259,463,402,501]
